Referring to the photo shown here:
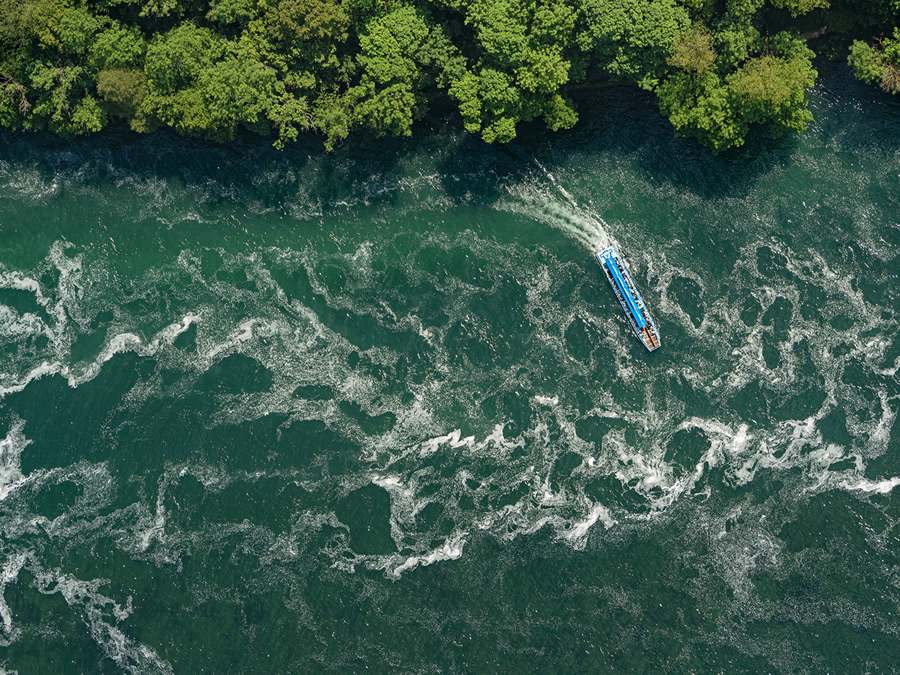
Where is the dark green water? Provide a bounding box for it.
[0,65,898,672]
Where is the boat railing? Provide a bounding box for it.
[610,258,654,327]
[599,249,661,351]
[603,264,643,331]
[612,258,655,329]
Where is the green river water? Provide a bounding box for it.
[0,64,898,672]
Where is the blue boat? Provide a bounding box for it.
[596,247,661,351]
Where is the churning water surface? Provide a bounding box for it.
[0,64,898,672]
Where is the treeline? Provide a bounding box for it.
[0,0,898,151]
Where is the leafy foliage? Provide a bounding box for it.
[657,70,743,151]
[0,0,891,149]
[849,29,900,94]
[669,26,716,73]
[769,0,829,18]
[89,23,148,70]
[97,68,148,130]
[578,0,690,90]
[28,63,107,134]
[659,30,816,151]
[352,5,461,137]
[449,0,579,142]
[728,53,816,132]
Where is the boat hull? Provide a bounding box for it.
[596,247,661,352]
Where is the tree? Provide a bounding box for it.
[658,31,816,150]
[0,0,67,50]
[769,0,829,18]
[88,22,147,70]
[207,0,258,27]
[142,27,287,139]
[55,6,104,56]
[310,92,353,149]
[849,29,900,94]
[0,77,31,127]
[657,69,744,151]
[0,0,887,149]
[669,25,716,73]
[577,0,690,90]
[97,68,149,130]
[28,63,107,133]
[143,23,223,95]
[448,0,579,142]
[262,0,351,89]
[195,46,280,139]
[727,52,816,133]
[351,5,462,136]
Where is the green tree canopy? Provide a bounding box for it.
[669,25,716,73]
[352,5,462,137]
[577,0,690,90]
[849,28,900,94]
[448,0,579,142]
[0,0,890,150]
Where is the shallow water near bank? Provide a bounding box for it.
[0,64,898,671]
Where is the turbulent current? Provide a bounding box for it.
[0,65,898,671]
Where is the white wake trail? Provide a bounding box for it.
[530,159,615,253]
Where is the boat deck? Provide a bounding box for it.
[597,247,660,352]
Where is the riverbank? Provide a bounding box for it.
[2,0,897,154]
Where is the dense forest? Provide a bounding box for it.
[1,0,898,151]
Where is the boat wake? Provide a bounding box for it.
[533,159,615,252]
[497,159,614,253]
